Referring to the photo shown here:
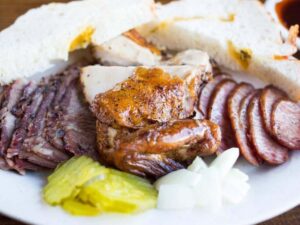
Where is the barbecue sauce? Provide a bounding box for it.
[276,0,300,37]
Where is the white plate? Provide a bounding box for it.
[0,70,299,225]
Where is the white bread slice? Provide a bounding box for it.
[0,0,155,84]
[93,35,161,66]
[139,0,300,100]
[81,63,211,103]
[163,49,211,70]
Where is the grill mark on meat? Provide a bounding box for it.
[271,100,300,150]
[208,80,237,153]
[260,86,287,135]
[198,75,230,118]
[248,93,289,165]
[228,84,262,165]
[0,80,27,157]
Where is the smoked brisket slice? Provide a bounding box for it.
[6,84,43,159]
[45,80,98,159]
[0,80,27,157]
[0,64,100,173]
[21,80,69,167]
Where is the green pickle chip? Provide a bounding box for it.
[43,156,108,205]
[79,169,157,213]
[43,156,157,215]
[62,198,101,216]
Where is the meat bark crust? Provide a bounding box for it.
[96,119,221,178]
[92,67,204,128]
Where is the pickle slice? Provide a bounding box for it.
[62,198,100,216]
[43,156,157,215]
[79,168,157,213]
[43,156,107,205]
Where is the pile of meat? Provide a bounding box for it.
[0,65,97,174]
[92,67,222,178]
[198,74,300,166]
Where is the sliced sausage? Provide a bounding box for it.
[248,93,288,165]
[198,75,230,118]
[271,100,300,150]
[208,80,237,153]
[260,86,287,135]
[228,83,262,165]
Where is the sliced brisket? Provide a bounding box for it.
[46,80,97,159]
[0,80,27,157]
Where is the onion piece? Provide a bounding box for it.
[229,168,249,182]
[222,169,250,204]
[210,148,239,179]
[187,156,208,173]
[157,184,195,210]
[194,167,222,211]
[154,169,202,190]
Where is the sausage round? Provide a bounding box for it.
[248,93,289,165]
[228,83,262,165]
[271,100,300,150]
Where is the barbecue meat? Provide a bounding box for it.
[96,119,221,178]
[92,67,205,128]
[92,66,219,178]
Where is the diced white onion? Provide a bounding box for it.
[194,167,222,211]
[155,148,250,211]
[157,184,196,210]
[210,148,239,179]
[154,169,202,190]
[222,170,250,204]
[187,156,208,173]
[228,168,249,182]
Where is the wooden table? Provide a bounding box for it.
[0,1,299,224]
